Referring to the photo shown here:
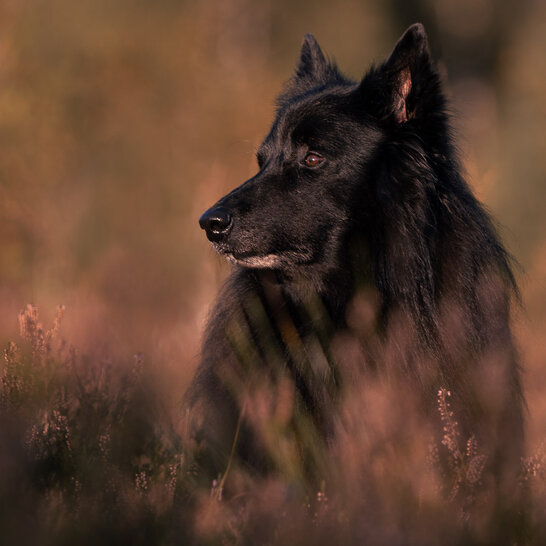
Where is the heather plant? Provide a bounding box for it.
[0,306,189,545]
[436,388,488,510]
[1,306,545,545]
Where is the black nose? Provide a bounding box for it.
[199,207,232,242]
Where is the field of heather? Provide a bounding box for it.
[1,1,545,544]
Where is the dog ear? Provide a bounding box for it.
[368,23,433,124]
[296,34,330,83]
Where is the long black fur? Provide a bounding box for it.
[188,24,524,501]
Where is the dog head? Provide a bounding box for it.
[199,24,438,280]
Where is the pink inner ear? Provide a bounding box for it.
[394,67,412,123]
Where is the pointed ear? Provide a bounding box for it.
[381,23,432,124]
[296,34,329,83]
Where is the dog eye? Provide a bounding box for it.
[303,152,324,168]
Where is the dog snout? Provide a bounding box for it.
[199,207,233,242]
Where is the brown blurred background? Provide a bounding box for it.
[0,0,544,443]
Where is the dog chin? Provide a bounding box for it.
[225,253,284,269]
[217,247,314,269]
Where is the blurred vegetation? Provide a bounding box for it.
[1,306,545,544]
[0,0,545,543]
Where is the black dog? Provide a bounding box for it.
[189,24,523,500]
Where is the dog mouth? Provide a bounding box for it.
[213,245,313,269]
[226,253,284,268]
